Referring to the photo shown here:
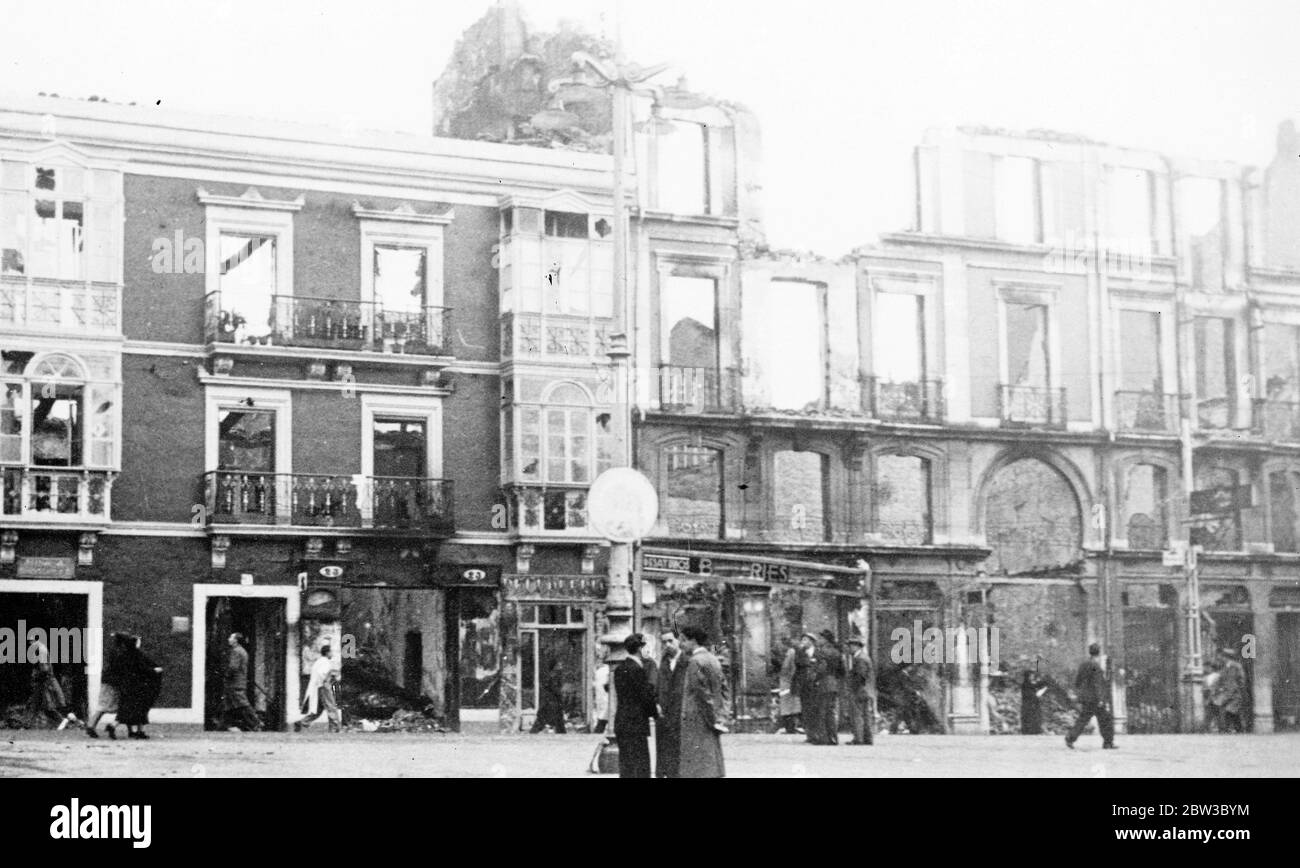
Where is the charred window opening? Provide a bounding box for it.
[1269,470,1300,553]
[1123,464,1169,550]
[873,454,932,544]
[1006,302,1049,388]
[984,458,1083,575]
[772,450,830,542]
[662,445,723,539]
[657,120,709,215]
[1192,466,1243,552]
[874,292,925,384]
[766,280,826,411]
[1194,316,1236,429]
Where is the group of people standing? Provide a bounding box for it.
[777,630,876,746]
[606,625,728,778]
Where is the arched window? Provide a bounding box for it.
[0,351,115,469]
[873,453,932,544]
[984,457,1083,575]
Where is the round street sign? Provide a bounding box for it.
[587,468,659,543]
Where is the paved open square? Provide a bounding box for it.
[2,729,1298,778]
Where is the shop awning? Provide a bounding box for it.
[641,547,868,598]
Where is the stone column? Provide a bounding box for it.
[1251,589,1276,733]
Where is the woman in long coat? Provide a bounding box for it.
[678,627,726,778]
[776,643,802,733]
[116,635,163,740]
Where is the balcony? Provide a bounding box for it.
[1,468,113,522]
[204,293,452,356]
[656,365,741,414]
[0,278,120,336]
[1114,391,1180,434]
[998,385,1067,429]
[500,312,611,361]
[865,377,945,423]
[504,484,590,534]
[201,472,453,533]
[1253,399,1300,442]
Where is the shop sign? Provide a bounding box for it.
[16,557,76,579]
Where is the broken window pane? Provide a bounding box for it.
[874,454,931,544]
[1193,316,1234,428]
[1270,470,1300,553]
[767,280,824,410]
[874,292,925,382]
[372,417,426,478]
[662,445,723,538]
[0,382,23,463]
[31,382,82,467]
[217,408,275,472]
[1192,466,1241,551]
[657,120,708,215]
[29,197,83,279]
[773,450,829,542]
[1005,302,1048,387]
[1118,309,1163,392]
[218,233,277,341]
[1124,464,1168,550]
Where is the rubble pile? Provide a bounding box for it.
[338,657,446,734]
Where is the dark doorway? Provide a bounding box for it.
[204,596,287,731]
[1124,607,1180,732]
[403,631,423,696]
[1276,613,1300,731]
[0,592,88,723]
[1203,610,1255,731]
[443,586,500,731]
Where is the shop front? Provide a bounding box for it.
[640,548,869,732]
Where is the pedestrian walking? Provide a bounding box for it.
[796,632,822,743]
[295,644,341,732]
[677,625,726,778]
[26,637,76,729]
[1213,648,1247,733]
[612,633,658,778]
[656,629,688,777]
[775,640,802,734]
[1020,670,1046,735]
[87,631,132,739]
[529,657,568,733]
[814,630,843,745]
[221,632,261,732]
[846,636,875,745]
[1065,643,1116,750]
[116,634,163,739]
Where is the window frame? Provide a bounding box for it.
[205,385,293,521]
[201,191,300,319]
[995,282,1062,395]
[0,350,120,471]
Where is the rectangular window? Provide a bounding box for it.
[662,445,723,538]
[1123,464,1169,550]
[657,121,708,215]
[1270,471,1300,554]
[1005,302,1050,388]
[218,233,277,341]
[873,454,932,544]
[1118,310,1163,392]
[544,211,588,239]
[660,276,718,366]
[1108,167,1155,254]
[874,292,925,383]
[995,155,1036,244]
[1180,177,1226,292]
[773,450,829,542]
[1,166,94,280]
[31,383,82,467]
[373,246,427,314]
[767,280,825,410]
[1194,316,1235,428]
[217,408,276,473]
[1264,323,1300,402]
[1,382,23,463]
[372,417,426,478]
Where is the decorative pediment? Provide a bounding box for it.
[351,200,454,225]
[498,188,609,217]
[15,140,100,168]
[196,186,304,212]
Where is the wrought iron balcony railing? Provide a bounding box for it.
[864,377,945,422]
[1114,391,1180,434]
[1,467,113,521]
[202,472,453,532]
[1252,398,1300,442]
[0,277,120,336]
[204,292,452,356]
[656,365,741,413]
[998,384,1068,429]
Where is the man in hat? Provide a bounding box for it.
[656,629,688,777]
[1065,643,1116,750]
[612,633,658,778]
[1213,647,1247,733]
[796,632,823,743]
[814,630,845,745]
[846,636,875,745]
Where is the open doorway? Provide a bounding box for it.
[0,591,89,725]
[204,596,287,731]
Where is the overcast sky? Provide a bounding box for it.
[3,0,1297,255]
